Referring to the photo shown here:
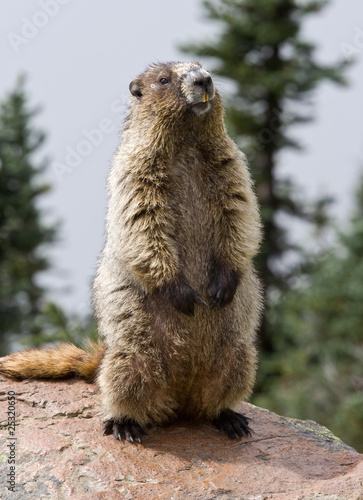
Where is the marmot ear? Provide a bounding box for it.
[129,79,143,99]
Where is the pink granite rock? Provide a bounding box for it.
[0,375,362,499]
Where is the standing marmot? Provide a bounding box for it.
[0,62,262,444]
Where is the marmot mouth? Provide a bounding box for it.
[192,101,211,114]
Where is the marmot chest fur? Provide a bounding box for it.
[0,61,262,444]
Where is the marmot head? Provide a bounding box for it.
[129,62,216,117]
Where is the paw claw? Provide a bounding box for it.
[207,263,240,310]
[103,420,114,436]
[212,409,252,439]
[103,418,145,444]
[160,274,207,316]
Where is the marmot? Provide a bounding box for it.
[0,62,262,444]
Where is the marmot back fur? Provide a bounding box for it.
[0,62,262,443]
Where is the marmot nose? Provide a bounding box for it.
[193,76,212,91]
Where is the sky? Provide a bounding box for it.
[1,0,363,315]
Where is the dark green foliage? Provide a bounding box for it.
[181,0,349,351]
[0,77,57,353]
[254,176,363,451]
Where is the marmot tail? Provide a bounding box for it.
[0,341,104,381]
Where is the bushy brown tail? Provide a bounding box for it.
[0,341,104,381]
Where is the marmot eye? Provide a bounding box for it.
[159,78,169,85]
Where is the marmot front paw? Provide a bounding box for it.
[159,274,207,316]
[207,262,240,309]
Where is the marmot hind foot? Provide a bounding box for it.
[211,409,252,439]
[103,418,146,443]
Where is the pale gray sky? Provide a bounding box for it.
[1,0,362,314]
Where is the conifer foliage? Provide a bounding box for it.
[256,175,363,451]
[0,78,55,353]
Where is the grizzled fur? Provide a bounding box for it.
[0,62,262,443]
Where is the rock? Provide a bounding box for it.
[0,375,362,499]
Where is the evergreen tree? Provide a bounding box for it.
[181,0,349,352]
[0,77,56,354]
[254,172,363,451]
[0,78,98,355]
